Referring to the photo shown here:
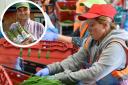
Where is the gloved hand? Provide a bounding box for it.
[15,57,24,71]
[42,31,59,41]
[47,27,59,33]
[35,68,49,76]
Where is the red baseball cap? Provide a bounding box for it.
[78,4,117,20]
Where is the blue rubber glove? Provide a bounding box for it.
[35,68,49,76]
[15,57,24,71]
[47,27,59,33]
[42,31,58,41]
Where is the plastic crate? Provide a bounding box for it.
[0,65,29,85]
[22,59,46,74]
[55,1,76,22]
[0,38,78,67]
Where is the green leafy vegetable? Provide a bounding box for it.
[20,76,63,85]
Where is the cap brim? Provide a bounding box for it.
[16,5,29,9]
[78,13,100,20]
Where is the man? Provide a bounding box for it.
[36,4,128,85]
[10,2,44,44]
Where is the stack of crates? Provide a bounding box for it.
[55,1,76,36]
[0,38,78,67]
[55,1,76,22]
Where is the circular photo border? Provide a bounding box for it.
[0,0,47,48]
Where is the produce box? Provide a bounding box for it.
[0,65,29,85]
[0,62,47,85]
[0,62,64,85]
[55,1,76,22]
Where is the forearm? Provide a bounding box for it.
[52,63,112,84]
[47,47,87,74]
[47,62,64,75]
[57,34,72,43]
[72,37,83,47]
[57,35,83,47]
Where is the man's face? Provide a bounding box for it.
[17,7,30,20]
[87,19,106,41]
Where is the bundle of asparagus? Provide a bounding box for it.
[7,24,36,44]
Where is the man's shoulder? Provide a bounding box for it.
[30,19,44,27]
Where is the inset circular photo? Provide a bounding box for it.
[1,0,47,47]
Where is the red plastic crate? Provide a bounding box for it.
[55,1,76,22]
[0,38,78,67]
[0,65,29,85]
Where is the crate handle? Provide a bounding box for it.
[27,48,31,57]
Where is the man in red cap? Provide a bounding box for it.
[36,4,128,85]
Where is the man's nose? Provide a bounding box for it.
[21,12,25,14]
[20,10,25,14]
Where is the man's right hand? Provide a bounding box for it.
[35,68,49,77]
[21,37,32,45]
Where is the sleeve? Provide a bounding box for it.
[36,22,44,39]
[72,37,83,47]
[39,23,44,37]
[50,42,126,84]
[47,47,88,74]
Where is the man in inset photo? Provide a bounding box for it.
[4,2,45,45]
